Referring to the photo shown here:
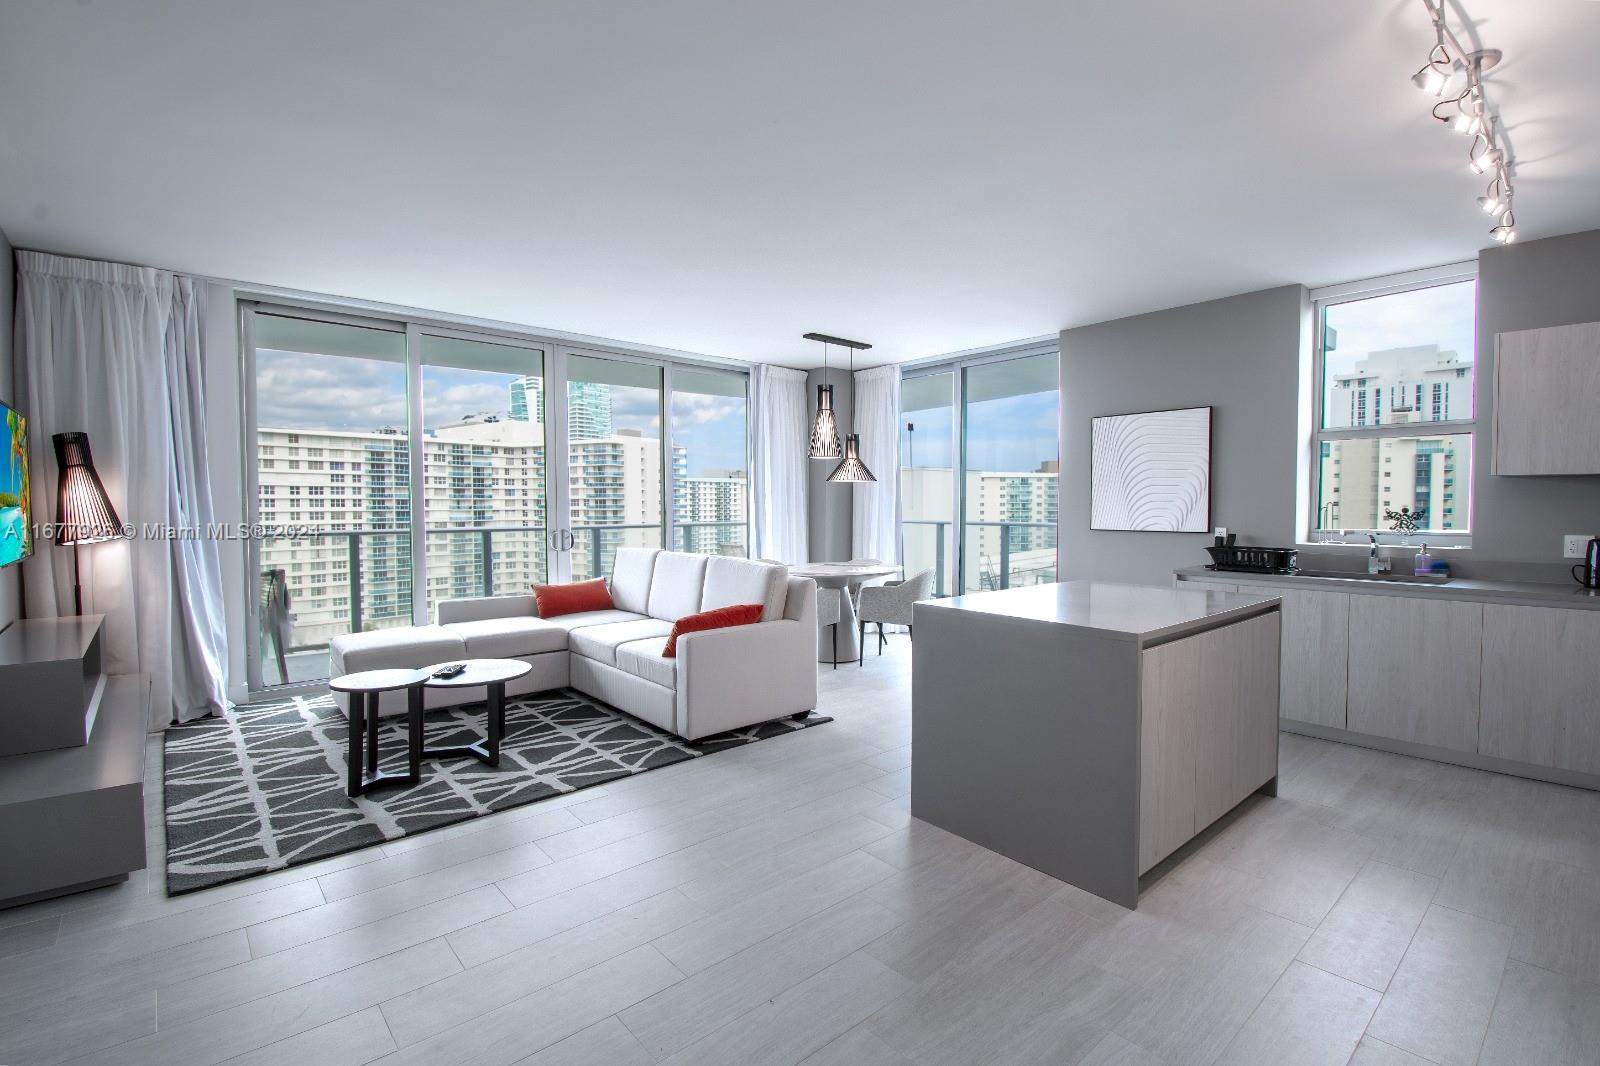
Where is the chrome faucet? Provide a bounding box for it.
[1367,533,1382,575]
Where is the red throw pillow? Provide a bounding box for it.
[663,603,763,657]
[533,577,614,619]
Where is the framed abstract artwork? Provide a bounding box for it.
[1090,406,1212,532]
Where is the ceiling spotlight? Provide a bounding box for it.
[1433,88,1480,133]
[1411,40,1456,95]
[1468,145,1502,175]
[1477,195,1509,217]
[1411,62,1453,96]
[1490,224,1517,243]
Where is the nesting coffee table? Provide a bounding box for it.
[420,658,532,768]
[329,658,532,796]
[328,668,426,797]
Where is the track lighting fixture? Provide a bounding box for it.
[1410,0,1522,243]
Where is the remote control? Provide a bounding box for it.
[432,663,467,679]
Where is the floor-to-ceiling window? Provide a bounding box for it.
[245,304,749,694]
[900,371,955,596]
[249,312,413,686]
[420,333,548,615]
[670,366,750,558]
[900,345,1059,595]
[961,352,1060,591]
[564,353,665,580]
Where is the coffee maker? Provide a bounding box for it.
[1575,537,1600,589]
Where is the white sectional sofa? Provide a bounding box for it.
[328,549,819,742]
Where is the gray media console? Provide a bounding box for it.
[0,615,149,908]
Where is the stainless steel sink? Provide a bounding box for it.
[1291,568,1452,585]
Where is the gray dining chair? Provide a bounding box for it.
[815,586,841,669]
[857,568,935,664]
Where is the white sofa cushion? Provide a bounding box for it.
[615,637,675,688]
[647,553,709,621]
[540,609,647,632]
[569,618,675,665]
[330,624,464,675]
[701,557,788,622]
[438,594,536,624]
[442,617,568,658]
[609,548,659,615]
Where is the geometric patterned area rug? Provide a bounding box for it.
[163,687,829,895]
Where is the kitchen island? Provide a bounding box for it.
[911,581,1282,908]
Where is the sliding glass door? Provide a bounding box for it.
[420,333,548,616]
[244,305,750,694]
[249,312,413,687]
[961,352,1060,591]
[563,353,664,580]
[900,346,1059,596]
[900,371,955,597]
[671,366,750,557]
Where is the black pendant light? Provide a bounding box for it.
[823,336,876,484]
[807,337,841,460]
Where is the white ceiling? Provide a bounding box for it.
[2,0,1597,369]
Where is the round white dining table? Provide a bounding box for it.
[788,562,902,664]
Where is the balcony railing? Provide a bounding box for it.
[901,519,1058,595]
[258,520,749,687]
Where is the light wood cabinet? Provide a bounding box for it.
[1480,604,1600,776]
[1347,596,1483,753]
[1493,321,1600,475]
[1277,588,1350,729]
[1138,638,1199,874]
[1138,612,1280,873]
[1181,578,1239,593]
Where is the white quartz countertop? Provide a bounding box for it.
[917,580,1280,643]
[1174,566,1600,612]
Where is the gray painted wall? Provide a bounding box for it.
[1057,229,1600,584]
[805,367,853,562]
[1472,229,1600,565]
[0,225,16,630]
[1058,285,1308,583]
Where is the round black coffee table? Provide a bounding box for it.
[420,659,533,768]
[328,668,427,797]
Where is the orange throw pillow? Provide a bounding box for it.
[663,603,763,657]
[533,577,614,619]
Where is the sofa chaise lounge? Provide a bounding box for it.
[328,549,819,741]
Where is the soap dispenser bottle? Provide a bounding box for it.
[1414,543,1432,577]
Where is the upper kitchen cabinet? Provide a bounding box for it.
[1493,321,1600,475]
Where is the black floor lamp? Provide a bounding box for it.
[53,432,123,616]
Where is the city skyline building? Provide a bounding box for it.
[1319,344,1474,533]
[257,377,746,668]
[508,374,614,439]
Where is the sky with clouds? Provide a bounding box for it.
[1323,279,1477,399]
[901,391,1059,473]
[257,350,746,475]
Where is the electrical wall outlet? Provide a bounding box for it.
[1213,527,1227,541]
[1564,534,1595,559]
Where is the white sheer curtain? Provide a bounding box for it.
[749,364,810,564]
[16,252,228,728]
[851,365,900,564]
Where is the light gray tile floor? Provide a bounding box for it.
[3,635,1597,1065]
